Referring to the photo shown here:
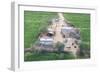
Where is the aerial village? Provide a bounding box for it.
[30,13,81,57]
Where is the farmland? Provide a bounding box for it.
[24,11,90,61]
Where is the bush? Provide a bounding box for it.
[24,51,76,61]
[79,43,90,58]
[24,52,33,61]
[40,26,48,34]
[55,42,65,52]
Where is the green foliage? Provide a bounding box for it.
[55,42,65,52]
[24,52,33,61]
[79,43,90,58]
[24,51,75,61]
[40,26,48,33]
[80,29,90,42]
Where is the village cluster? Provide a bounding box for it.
[32,13,81,57]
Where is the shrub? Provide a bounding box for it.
[79,43,90,58]
[40,26,48,34]
[24,52,33,61]
[55,42,65,52]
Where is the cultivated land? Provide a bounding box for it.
[24,11,90,61]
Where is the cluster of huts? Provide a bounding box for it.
[33,13,80,56]
[61,25,80,55]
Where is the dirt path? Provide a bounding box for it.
[53,23,64,43]
[51,13,66,43]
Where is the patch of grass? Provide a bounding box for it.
[64,13,90,28]
[80,28,90,42]
[24,51,75,61]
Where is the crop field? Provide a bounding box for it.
[24,11,90,61]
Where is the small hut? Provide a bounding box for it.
[47,28,55,37]
[39,36,53,46]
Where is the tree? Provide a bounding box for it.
[55,42,65,52]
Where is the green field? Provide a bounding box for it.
[24,51,75,61]
[64,13,90,28]
[24,11,90,61]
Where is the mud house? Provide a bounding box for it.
[39,36,54,46]
[61,26,73,38]
[61,26,80,39]
[47,28,55,36]
[39,27,55,46]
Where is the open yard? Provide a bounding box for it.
[24,11,90,61]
